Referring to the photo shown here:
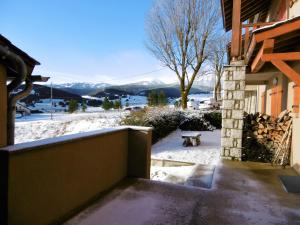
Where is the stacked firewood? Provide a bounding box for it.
[244,110,293,165]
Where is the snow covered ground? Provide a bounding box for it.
[151,129,220,182]
[152,129,220,164]
[15,111,127,144]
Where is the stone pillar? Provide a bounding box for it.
[0,65,7,147]
[221,61,246,160]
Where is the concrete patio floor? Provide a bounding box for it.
[64,160,300,225]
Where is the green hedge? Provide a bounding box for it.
[120,109,183,144]
[203,112,222,129]
[120,109,221,144]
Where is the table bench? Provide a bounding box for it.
[181,132,201,147]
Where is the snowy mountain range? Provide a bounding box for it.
[52,82,111,90]
[52,79,166,90]
[48,79,212,97]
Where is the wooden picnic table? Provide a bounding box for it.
[181,132,201,147]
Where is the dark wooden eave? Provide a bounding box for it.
[0,34,40,67]
[221,0,271,31]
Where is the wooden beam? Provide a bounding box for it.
[251,39,274,73]
[231,0,241,59]
[261,52,300,61]
[245,80,268,85]
[244,34,256,64]
[255,19,300,43]
[271,60,300,86]
[244,27,250,57]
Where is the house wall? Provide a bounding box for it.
[289,0,300,18]
[244,86,258,114]
[291,117,300,174]
[266,0,288,21]
[257,85,267,113]
[0,65,7,147]
[256,73,289,117]
[287,81,295,110]
[0,127,152,225]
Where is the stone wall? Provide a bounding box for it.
[221,61,246,160]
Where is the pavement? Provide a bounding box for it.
[64,160,300,225]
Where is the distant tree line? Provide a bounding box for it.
[148,90,167,106]
[102,97,122,110]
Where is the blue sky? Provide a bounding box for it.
[1,0,178,84]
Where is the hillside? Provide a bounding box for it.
[19,84,82,104]
[48,79,213,99]
[93,88,133,99]
[138,87,210,98]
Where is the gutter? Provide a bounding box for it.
[0,45,30,145]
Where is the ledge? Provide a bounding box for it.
[0,126,152,154]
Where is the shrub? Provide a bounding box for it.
[120,109,147,126]
[203,111,222,129]
[121,109,221,144]
[179,115,213,131]
[102,97,113,110]
[121,108,183,143]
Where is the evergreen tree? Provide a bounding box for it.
[148,90,158,106]
[158,91,167,106]
[114,100,122,109]
[102,97,112,110]
[68,99,78,113]
[81,100,87,112]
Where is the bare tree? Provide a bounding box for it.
[209,36,227,102]
[146,0,220,109]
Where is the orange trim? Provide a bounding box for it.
[244,27,250,57]
[271,85,283,118]
[245,36,257,64]
[262,52,300,61]
[255,19,300,43]
[271,60,300,86]
[293,85,300,113]
[231,0,242,59]
[251,39,274,73]
[261,91,266,113]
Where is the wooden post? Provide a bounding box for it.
[231,0,242,61]
[0,65,7,147]
[244,26,250,57]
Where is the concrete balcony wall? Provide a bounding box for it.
[0,127,152,225]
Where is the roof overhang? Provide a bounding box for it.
[0,34,40,67]
[246,16,300,70]
[221,0,271,31]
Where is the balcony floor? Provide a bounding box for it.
[64,160,300,225]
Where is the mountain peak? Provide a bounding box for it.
[133,79,165,86]
[52,82,111,89]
